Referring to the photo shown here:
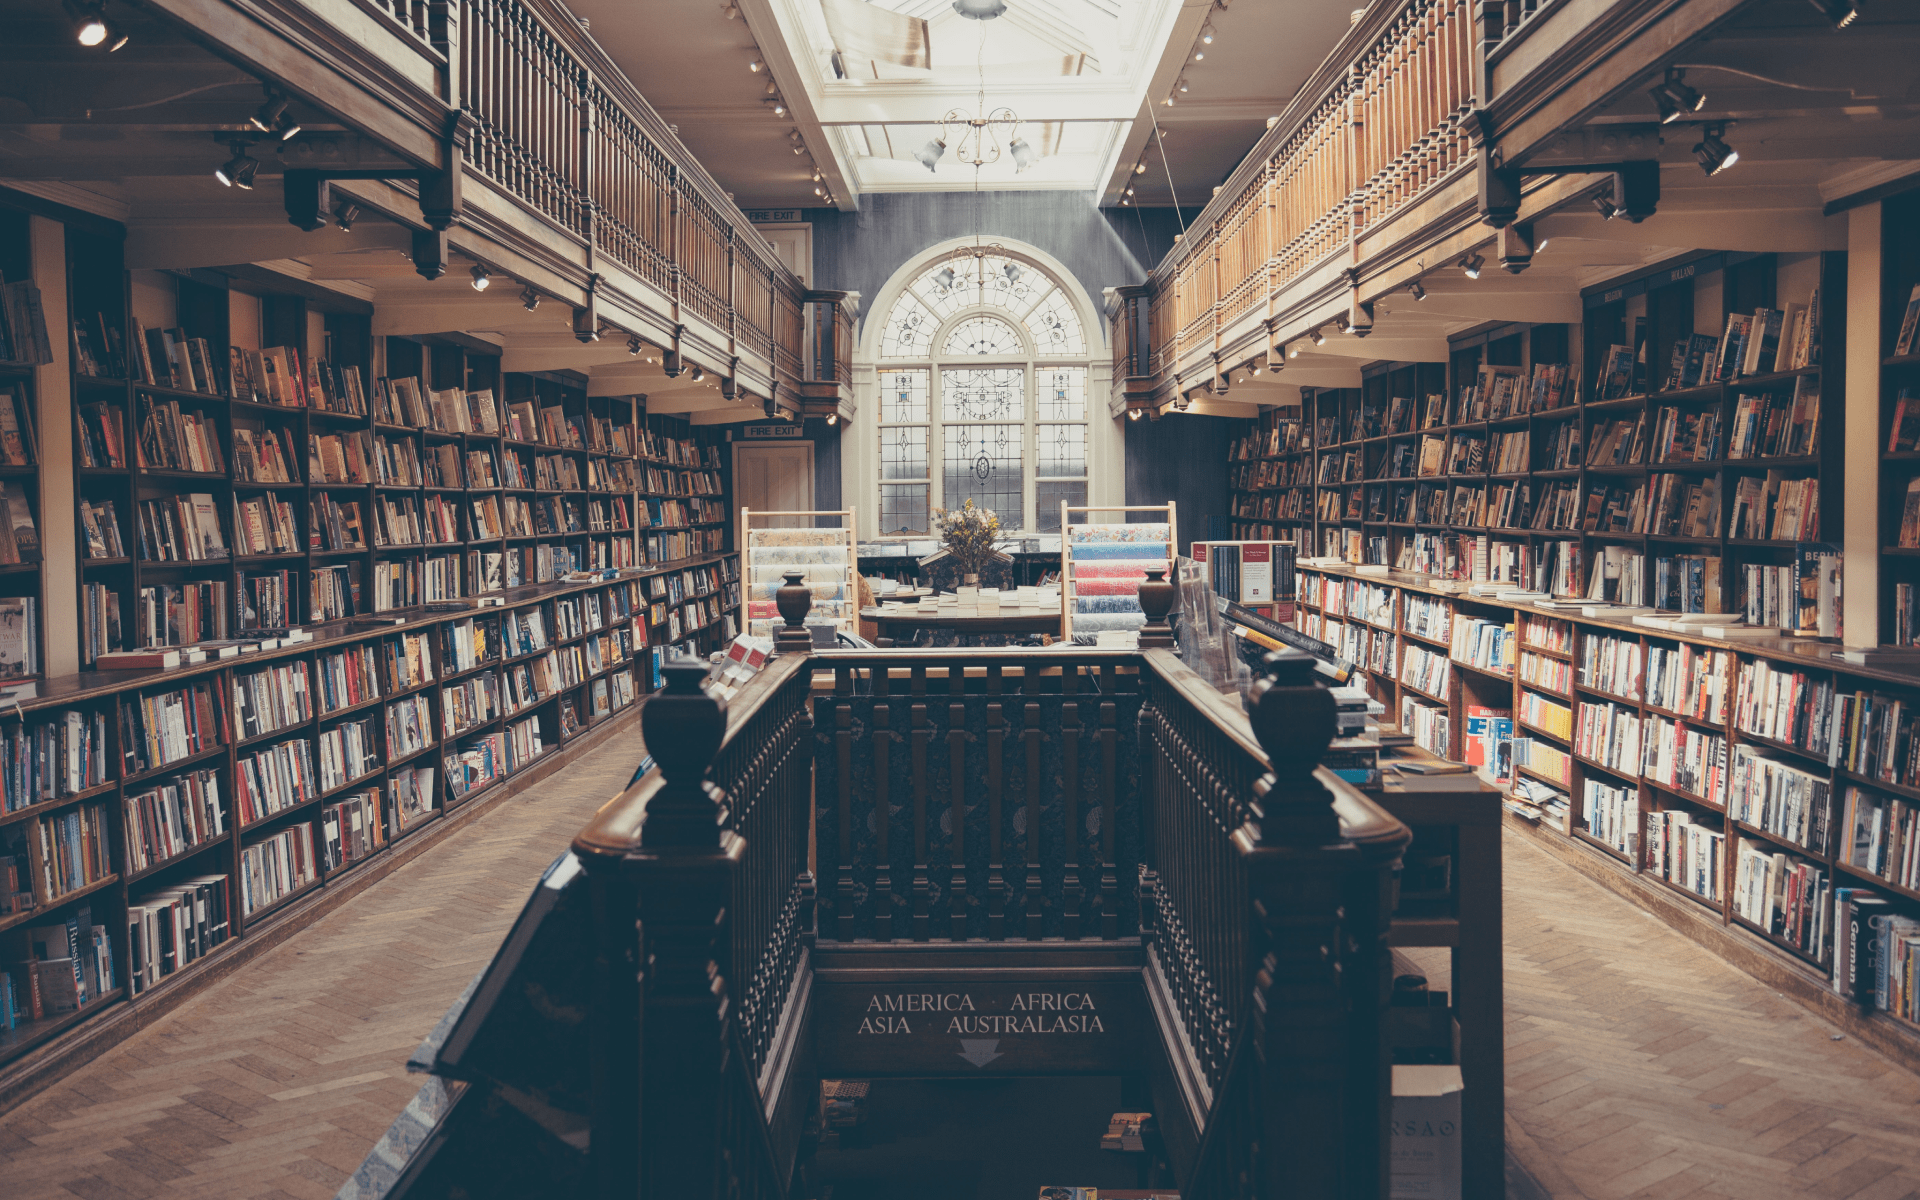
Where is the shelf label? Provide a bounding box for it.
[815,979,1144,1075]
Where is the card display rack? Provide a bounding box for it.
[740,508,857,640]
[1060,502,1175,640]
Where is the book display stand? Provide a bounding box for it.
[1060,503,1176,641]
[740,508,857,641]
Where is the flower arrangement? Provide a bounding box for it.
[931,499,1004,579]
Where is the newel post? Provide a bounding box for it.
[774,569,815,654]
[627,656,740,1198]
[1243,649,1400,1199]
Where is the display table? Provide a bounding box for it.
[860,604,1064,646]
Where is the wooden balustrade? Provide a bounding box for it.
[445,0,808,392]
[1134,0,1480,400]
[569,650,814,1197]
[1142,648,1410,1199]
[812,652,1144,943]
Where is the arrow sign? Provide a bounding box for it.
[956,1039,1003,1068]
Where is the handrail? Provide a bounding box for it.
[452,0,802,390]
[1134,0,1479,398]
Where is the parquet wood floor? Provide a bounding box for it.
[0,742,638,1200]
[1503,828,1920,1199]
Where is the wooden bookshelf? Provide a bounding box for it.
[1292,559,1920,1064]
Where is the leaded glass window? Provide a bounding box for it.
[873,255,1092,534]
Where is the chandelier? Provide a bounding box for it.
[913,3,1035,174]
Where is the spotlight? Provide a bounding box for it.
[749,55,764,72]
[1121,198,1130,206]
[690,365,706,382]
[826,412,838,425]
[1200,21,1215,43]
[1134,162,1147,175]
[523,287,543,311]
[933,266,957,290]
[214,143,258,189]
[1288,343,1302,358]
[1004,262,1022,284]
[764,395,778,419]
[250,94,300,142]
[1407,280,1426,301]
[1162,95,1175,107]
[1009,136,1035,173]
[1177,77,1190,94]
[1459,253,1484,279]
[814,185,825,197]
[1648,68,1704,125]
[1125,186,1135,196]
[1249,361,1262,376]
[67,0,123,48]
[334,201,359,232]
[469,264,490,291]
[1593,194,1618,219]
[793,145,806,155]
[1127,408,1142,420]
[723,3,739,16]
[811,169,822,182]
[915,138,948,171]
[769,97,787,116]
[1806,0,1859,28]
[1693,123,1738,176]
[1193,48,1204,60]
[1310,327,1326,346]
[765,80,778,95]
[627,335,642,356]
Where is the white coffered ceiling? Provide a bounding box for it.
[568,0,1365,211]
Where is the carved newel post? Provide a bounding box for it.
[1247,648,1339,845]
[774,569,815,654]
[639,655,730,847]
[1242,645,1400,1200]
[630,653,739,1197]
[1136,566,1178,649]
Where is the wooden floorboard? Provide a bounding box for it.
[0,732,640,1200]
[1502,827,1920,1200]
[5,761,1920,1198]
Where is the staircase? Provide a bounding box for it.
[334,598,1411,1200]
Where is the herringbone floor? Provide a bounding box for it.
[0,740,638,1200]
[1503,828,1920,1200]
[3,772,1919,1198]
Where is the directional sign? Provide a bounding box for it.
[812,978,1146,1076]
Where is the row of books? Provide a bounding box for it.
[319,789,387,873]
[1734,846,1827,958]
[128,876,227,995]
[2,908,115,1029]
[0,710,110,813]
[237,822,318,917]
[1647,807,1724,902]
[1519,648,1571,694]
[1731,746,1832,855]
[123,768,225,875]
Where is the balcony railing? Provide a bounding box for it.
[1116,0,1482,400]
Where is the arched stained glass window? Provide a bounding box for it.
[876,255,1090,535]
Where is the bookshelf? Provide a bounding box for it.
[0,206,52,684]
[1231,253,1843,624]
[0,567,696,1068]
[1291,559,1920,1063]
[1880,188,1920,643]
[1,224,747,1070]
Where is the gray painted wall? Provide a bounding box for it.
[801,193,1196,321]
[788,195,1222,548]
[1125,411,1237,557]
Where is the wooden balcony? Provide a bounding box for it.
[1108,0,1775,413]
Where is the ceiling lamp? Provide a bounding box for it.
[1310,327,1326,346]
[690,365,706,382]
[1200,21,1216,43]
[1177,77,1190,93]
[214,143,259,189]
[1406,280,1426,301]
[469,264,491,291]
[1593,193,1618,219]
[1806,0,1859,28]
[1693,123,1738,176]
[1009,136,1035,173]
[768,96,787,117]
[522,287,543,311]
[249,91,301,142]
[1648,68,1704,125]
[952,0,1007,17]
[1459,252,1484,279]
[333,201,359,232]
[1134,162,1147,175]
[627,335,643,356]
[915,137,948,171]
[66,0,126,49]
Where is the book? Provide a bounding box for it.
[1897,283,1920,357]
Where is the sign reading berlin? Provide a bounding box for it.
[815,980,1143,1076]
